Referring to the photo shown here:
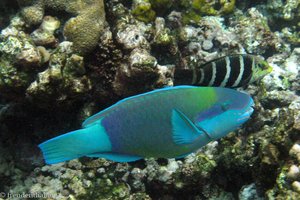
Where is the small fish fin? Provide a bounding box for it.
[86,153,142,162]
[171,109,202,145]
[82,112,107,128]
[38,123,111,164]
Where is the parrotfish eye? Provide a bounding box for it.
[221,102,231,111]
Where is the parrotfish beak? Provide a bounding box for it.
[237,98,255,125]
[237,106,254,125]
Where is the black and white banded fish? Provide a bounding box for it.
[174,54,272,88]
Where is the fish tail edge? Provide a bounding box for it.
[38,123,111,164]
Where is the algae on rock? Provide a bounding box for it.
[179,0,236,24]
[26,42,92,107]
[131,0,156,23]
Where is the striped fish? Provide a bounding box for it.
[174,54,272,88]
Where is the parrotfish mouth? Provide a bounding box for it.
[237,99,255,124]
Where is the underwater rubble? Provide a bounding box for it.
[0,0,300,199]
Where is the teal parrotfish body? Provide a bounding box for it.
[39,86,254,164]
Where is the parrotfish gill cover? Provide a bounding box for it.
[39,86,254,164]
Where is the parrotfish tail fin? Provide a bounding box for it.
[38,123,111,164]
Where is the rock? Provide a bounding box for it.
[16,47,41,68]
[291,181,300,193]
[287,165,300,180]
[30,16,60,47]
[21,5,44,26]
[239,183,264,200]
[131,0,156,23]
[290,143,300,162]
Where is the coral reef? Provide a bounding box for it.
[30,16,60,47]
[150,0,174,16]
[257,0,300,46]
[63,1,106,55]
[113,48,159,96]
[1,0,300,199]
[21,4,44,26]
[19,0,107,55]
[177,16,239,72]
[26,42,92,107]
[0,16,39,100]
[179,0,236,24]
[131,0,156,23]
[231,7,287,55]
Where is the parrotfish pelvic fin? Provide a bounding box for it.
[38,121,112,164]
[171,109,203,145]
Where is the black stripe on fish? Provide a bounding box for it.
[173,69,195,85]
[238,55,253,87]
[199,62,213,86]
[232,55,245,87]
[226,55,241,87]
[209,58,227,86]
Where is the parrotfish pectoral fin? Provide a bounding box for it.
[38,123,111,164]
[171,109,203,145]
[86,153,142,162]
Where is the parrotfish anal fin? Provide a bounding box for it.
[171,109,203,145]
[86,153,142,162]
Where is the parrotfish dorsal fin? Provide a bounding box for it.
[82,110,108,128]
[171,109,203,145]
[82,86,198,128]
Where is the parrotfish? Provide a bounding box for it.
[174,54,272,88]
[39,86,254,164]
